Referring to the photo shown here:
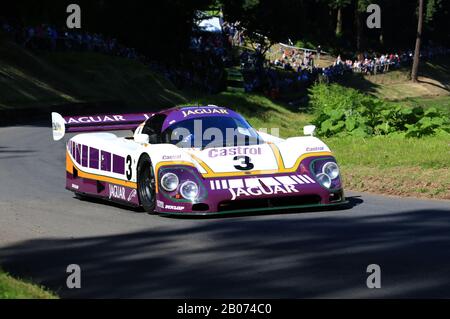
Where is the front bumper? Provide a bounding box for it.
[155,156,345,215]
[159,198,348,216]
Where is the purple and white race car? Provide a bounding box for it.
[52,105,346,215]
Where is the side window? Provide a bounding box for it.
[142,114,167,144]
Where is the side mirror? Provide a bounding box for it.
[134,133,149,144]
[303,125,316,136]
[52,112,66,141]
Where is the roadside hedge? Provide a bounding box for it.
[309,83,450,138]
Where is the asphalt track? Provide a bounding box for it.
[0,123,449,298]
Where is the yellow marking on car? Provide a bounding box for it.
[283,151,333,172]
[187,149,333,178]
[66,151,137,188]
[267,142,285,170]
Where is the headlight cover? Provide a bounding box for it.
[310,158,342,190]
[158,166,207,203]
[316,173,332,189]
[322,162,340,180]
[180,181,199,200]
[161,173,179,192]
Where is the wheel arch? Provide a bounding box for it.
[136,152,157,213]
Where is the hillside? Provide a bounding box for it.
[0,40,187,110]
[0,40,311,137]
[341,57,450,104]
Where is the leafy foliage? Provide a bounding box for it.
[426,0,443,22]
[325,0,352,10]
[309,84,450,138]
[4,0,450,54]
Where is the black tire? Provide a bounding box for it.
[137,155,156,214]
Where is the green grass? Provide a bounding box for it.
[341,57,450,103]
[0,269,57,299]
[399,95,450,116]
[327,136,450,199]
[0,41,187,110]
[327,135,449,169]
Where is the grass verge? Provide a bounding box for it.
[399,95,450,115]
[0,269,57,299]
[327,136,450,200]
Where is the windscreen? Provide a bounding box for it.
[162,116,261,149]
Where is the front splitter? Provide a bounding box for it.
[158,200,349,217]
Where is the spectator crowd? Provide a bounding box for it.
[1,18,230,93]
[241,43,450,98]
[2,17,449,99]
[1,20,139,59]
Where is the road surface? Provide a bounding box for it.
[0,124,449,298]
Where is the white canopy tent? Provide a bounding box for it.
[195,15,223,33]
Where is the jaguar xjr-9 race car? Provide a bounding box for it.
[52,106,346,215]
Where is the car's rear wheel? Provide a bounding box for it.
[137,155,156,214]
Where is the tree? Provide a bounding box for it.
[411,0,443,82]
[353,0,369,50]
[411,0,424,82]
[220,0,305,50]
[327,0,351,37]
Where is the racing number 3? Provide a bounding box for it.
[233,156,254,171]
[126,155,132,180]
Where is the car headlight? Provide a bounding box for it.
[161,173,179,192]
[316,173,332,189]
[180,181,199,200]
[322,162,339,180]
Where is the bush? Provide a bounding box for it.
[309,83,450,138]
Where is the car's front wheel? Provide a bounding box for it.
[137,155,156,214]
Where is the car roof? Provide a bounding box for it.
[159,106,245,131]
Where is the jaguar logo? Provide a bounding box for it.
[229,185,299,201]
[109,185,126,200]
[181,108,228,118]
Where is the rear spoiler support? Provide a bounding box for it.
[52,112,153,141]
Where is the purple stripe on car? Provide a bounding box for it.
[112,155,125,175]
[82,145,88,167]
[101,151,111,171]
[75,143,81,164]
[89,147,99,169]
[66,172,140,206]
[67,124,145,133]
[63,113,153,134]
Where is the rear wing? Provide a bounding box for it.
[52,112,153,141]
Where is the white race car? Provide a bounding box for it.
[52,105,346,215]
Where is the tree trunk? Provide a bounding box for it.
[411,0,424,82]
[336,7,343,37]
[355,2,363,50]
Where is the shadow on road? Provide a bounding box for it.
[0,146,36,160]
[1,207,450,298]
[72,194,364,220]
